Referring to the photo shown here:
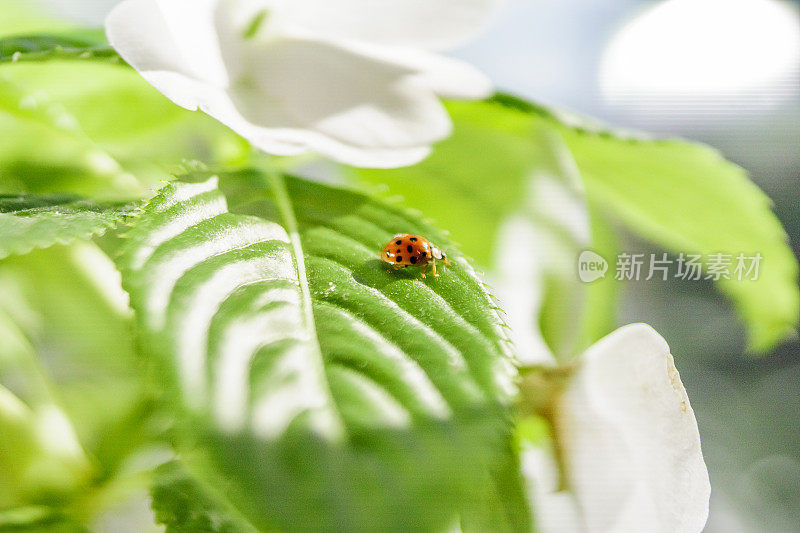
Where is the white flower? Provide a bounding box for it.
[521,324,711,533]
[105,0,496,168]
[489,153,709,530]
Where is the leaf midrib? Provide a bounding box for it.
[263,171,347,439]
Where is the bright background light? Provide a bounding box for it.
[600,0,800,103]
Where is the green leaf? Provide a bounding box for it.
[0,194,135,260]
[0,504,87,532]
[0,385,92,510]
[0,74,145,197]
[0,44,246,196]
[151,462,257,533]
[117,171,529,532]
[530,104,799,353]
[489,93,799,351]
[0,241,159,482]
[0,242,164,528]
[0,33,118,65]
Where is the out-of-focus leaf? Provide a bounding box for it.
[117,172,529,532]
[492,94,799,353]
[0,504,87,532]
[0,242,164,527]
[0,242,152,475]
[0,6,142,198]
[0,194,136,259]
[0,74,143,198]
[0,385,92,510]
[0,54,247,196]
[151,462,256,533]
[563,132,798,352]
[0,32,118,65]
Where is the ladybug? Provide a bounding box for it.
[381,233,449,278]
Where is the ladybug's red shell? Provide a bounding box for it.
[382,234,432,265]
[381,234,448,277]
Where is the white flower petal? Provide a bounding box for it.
[335,44,495,99]
[229,37,452,149]
[295,138,432,169]
[106,0,228,85]
[408,52,494,99]
[555,323,710,533]
[143,71,431,167]
[521,445,583,532]
[141,71,307,155]
[107,0,493,167]
[217,0,493,99]
[275,0,499,50]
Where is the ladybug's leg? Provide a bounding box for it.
[443,257,450,266]
[431,259,438,277]
[420,264,427,278]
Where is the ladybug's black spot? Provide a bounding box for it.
[410,256,418,264]
[396,249,402,254]
[406,245,413,253]
[396,256,402,262]
[410,237,418,242]
[395,240,402,245]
